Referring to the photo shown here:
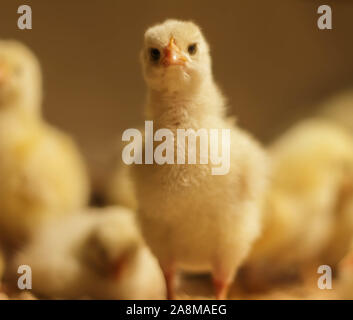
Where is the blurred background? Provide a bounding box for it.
[1,0,353,193]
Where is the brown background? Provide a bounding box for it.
[1,0,353,190]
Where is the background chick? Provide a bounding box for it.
[106,159,138,211]
[11,206,165,299]
[132,20,268,299]
[321,185,353,268]
[317,90,353,267]
[247,118,353,284]
[320,89,353,134]
[336,239,353,299]
[0,40,89,249]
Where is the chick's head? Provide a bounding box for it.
[0,40,42,113]
[141,19,211,93]
[80,209,142,280]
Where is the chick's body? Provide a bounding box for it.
[337,239,353,299]
[0,41,89,248]
[13,206,165,299]
[135,126,266,272]
[320,89,353,134]
[132,20,268,299]
[248,119,353,276]
[0,111,89,247]
[107,160,138,211]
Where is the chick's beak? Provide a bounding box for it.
[162,37,188,67]
[111,255,128,280]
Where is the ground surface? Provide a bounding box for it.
[0,273,339,300]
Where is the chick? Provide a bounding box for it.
[107,126,146,210]
[317,91,353,266]
[12,206,165,299]
[321,183,353,267]
[0,40,89,248]
[131,20,268,299]
[337,239,353,299]
[247,118,353,281]
[107,160,138,211]
[320,89,353,134]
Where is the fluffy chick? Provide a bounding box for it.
[107,160,138,211]
[247,118,353,281]
[320,89,353,134]
[318,90,353,266]
[12,206,165,299]
[107,126,147,210]
[0,40,89,249]
[131,20,268,299]
[321,184,353,267]
[337,239,353,299]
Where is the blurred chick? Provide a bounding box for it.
[247,118,353,282]
[0,40,89,248]
[12,206,165,299]
[318,90,353,266]
[107,160,138,211]
[322,186,353,267]
[320,89,353,134]
[107,125,146,210]
[132,20,268,299]
[337,239,353,299]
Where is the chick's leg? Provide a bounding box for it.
[213,278,230,300]
[212,266,235,300]
[161,264,176,300]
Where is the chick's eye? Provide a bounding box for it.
[188,43,197,55]
[150,48,160,62]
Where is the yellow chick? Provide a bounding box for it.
[12,206,165,300]
[320,89,353,134]
[107,161,138,211]
[317,90,353,266]
[247,118,353,281]
[321,184,353,267]
[0,40,89,248]
[107,126,147,211]
[131,20,269,299]
[337,239,353,299]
